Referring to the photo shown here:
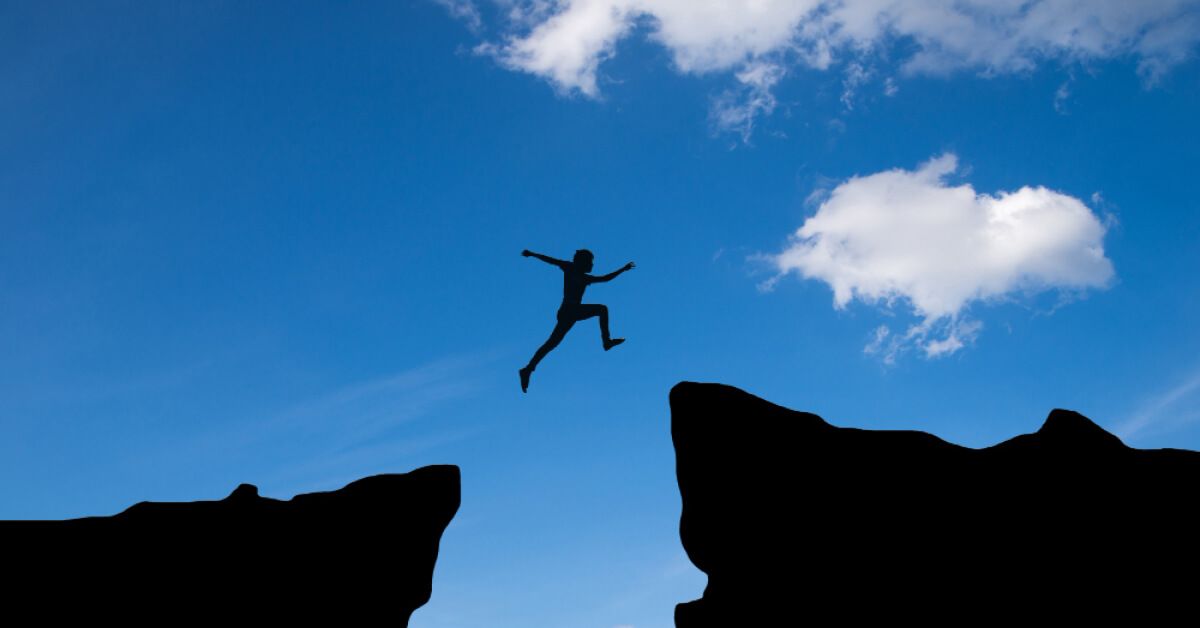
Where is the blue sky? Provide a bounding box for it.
[3,1,1200,626]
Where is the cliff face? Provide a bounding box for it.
[6,465,460,625]
[671,382,1200,625]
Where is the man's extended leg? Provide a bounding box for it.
[577,304,623,350]
[521,319,573,392]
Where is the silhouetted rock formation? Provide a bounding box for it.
[5,465,459,625]
[671,382,1200,625]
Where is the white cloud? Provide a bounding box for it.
[824,0,1200,80]
[769,154,1114,359]
[477,0,1200,136]
[482,0,640,97]
[635,0,819,72]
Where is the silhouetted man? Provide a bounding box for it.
[519,248,635,393]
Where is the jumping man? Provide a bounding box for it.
[519,248,635,393]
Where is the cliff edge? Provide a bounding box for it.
[672,382,1200,625]
[5,464,460,625]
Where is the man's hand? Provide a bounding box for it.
[522,249,533,257]
[623,261,636,271]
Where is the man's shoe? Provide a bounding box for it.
[519,367,532,393]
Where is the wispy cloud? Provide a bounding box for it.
[220,354,485,449]
[594,549,704,623]
[433,0,484,33]
[1054,75,1074,114]
[1116,368,1200,440]
[162,353,494,496]
[709,61,785,142]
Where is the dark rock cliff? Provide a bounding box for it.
[4,464,460,625]
[672,382,1200,625]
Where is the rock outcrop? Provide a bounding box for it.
[672,382,1200,625]
[5,465,460,625]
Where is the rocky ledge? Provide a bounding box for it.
[5,464,460,625]
[672,382,1200,625]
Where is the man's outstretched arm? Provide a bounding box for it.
[522,249,567,268]
[589,261,636,283]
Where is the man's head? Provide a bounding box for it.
[573,249,594,272]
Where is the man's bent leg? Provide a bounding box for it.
[576,304,613,346]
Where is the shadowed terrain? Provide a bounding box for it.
[4,464,460,625]
[672,382,1200,625]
